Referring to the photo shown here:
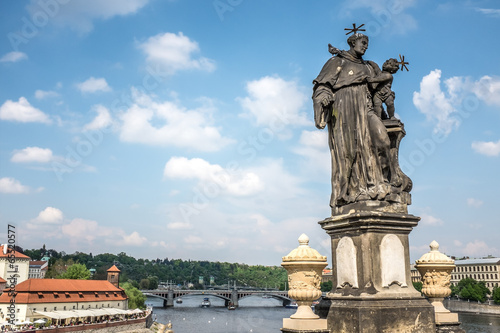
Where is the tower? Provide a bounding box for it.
[107,265,120,288]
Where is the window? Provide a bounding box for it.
[64,306,66,310]
[54,307,57,311]
[73,306,75,309]
[44,307,47,311]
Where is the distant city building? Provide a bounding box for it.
[410,264,421,283]
[411,257,500,291]
[322,268,332,283]
[450,258,500,291]
[0,244,30,286]
[28,260,48,279]
[0,266,128,323]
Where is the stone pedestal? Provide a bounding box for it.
[319,211,435,332]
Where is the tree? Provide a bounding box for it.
[121,282,146,309]
[139,278,150,290]
[321,281,333,292]
[59,263,91,280]
[413,282,423,293]
[492,286,500,305]
[455,278,490,303]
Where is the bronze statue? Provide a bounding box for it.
[313,26,411,215]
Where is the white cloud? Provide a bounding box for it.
[76,77,111,93]
[27,0,150,34]
[467,198,483,208]
[238,76,309,128]
[83,105,113,131]
[471,140,500,157]
[292,130,330,177]
[121,231,147,246]
[462,240,498,257]
[11,147,54,163]
[164,157,264,197]
[119,88,233,151]
[476,8,500,17]
[138,32,216,75]
[61,218,100,242]
[33,207,64,224]
[0,51,28,63]
[472,76,500,106]
[0,97,51,124]
[167,221,193,230]
[413,70,460,136]
[414,73,500,136]
[35,90,59,99]
[420,213,444,226]
[341,0,417,35]
[184,235,203,244]
[0,177,32,194]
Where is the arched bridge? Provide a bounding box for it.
[143,289,291,308]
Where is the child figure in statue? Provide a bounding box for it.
[368,58,400,120]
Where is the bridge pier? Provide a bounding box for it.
[231,290,239,308]
[164,289,174,308]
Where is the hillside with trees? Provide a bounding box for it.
[21,246,289,290]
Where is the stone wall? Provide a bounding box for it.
[444,299,500,315]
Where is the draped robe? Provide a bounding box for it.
[313,52,392,209]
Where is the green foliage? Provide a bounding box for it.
[455,278,491,303]
[413,281,423,293]
[492,286,500,304]
[139,278,150,290]
[321,280,333,292]
[59,263,91,280]
[23,247,289,289]
[121,282,146,309]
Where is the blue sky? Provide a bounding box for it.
[0,0,499,266]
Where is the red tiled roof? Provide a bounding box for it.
[106,265,120,272]
[0,245,30,259]
[0,277,6,283]
[0,279,127,304]
[14,279,123,292]
[29,260,48,266]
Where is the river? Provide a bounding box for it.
[147,296,500,333]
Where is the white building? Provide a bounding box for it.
[28,261,48,279]
[0,245,30,287]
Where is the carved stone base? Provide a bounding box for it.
[325,297,435,333]
[282,318,328,332]
[320,210,436,332]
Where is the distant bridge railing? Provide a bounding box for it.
[142,289,291,308]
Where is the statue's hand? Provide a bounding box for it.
[321,95,333,107]
[315,121,326,130]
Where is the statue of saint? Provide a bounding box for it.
[313,30,411,215]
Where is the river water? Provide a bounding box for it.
[148,296,500,333]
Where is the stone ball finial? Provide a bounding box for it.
[298,233,309,246]
[282,234,327,262]
[416,240,454,264]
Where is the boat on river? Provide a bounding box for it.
[175,297,182,304]
[201,297,211,308]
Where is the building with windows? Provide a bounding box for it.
[28,261,48,279]
[0,266,128,323]
[0,244,30,286]
[411,257,500,291]
[450,258,500,291]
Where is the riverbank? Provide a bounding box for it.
[444,299,500,315]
